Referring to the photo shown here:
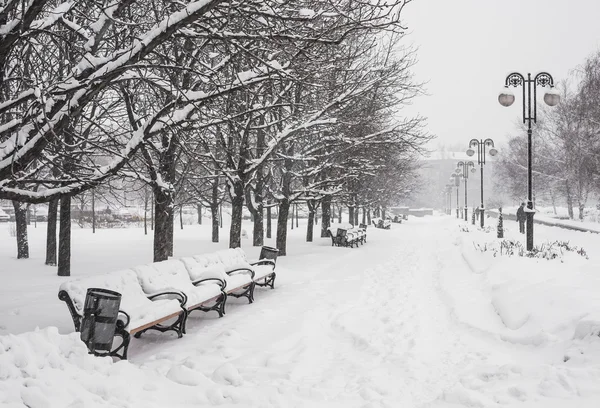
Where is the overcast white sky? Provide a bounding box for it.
[401,0,600,152]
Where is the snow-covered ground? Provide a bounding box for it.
[1,215,600,407]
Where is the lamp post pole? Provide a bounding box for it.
[457,161,475,221]
[456,184,460,219]
[450,174,461,219]
[499,72,559,250]
[466,139,497,228]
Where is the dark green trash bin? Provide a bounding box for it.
[80,288,121,356]
[259,246,279,262]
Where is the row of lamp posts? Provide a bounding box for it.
[445,141,496,227]
[444,71,559,251]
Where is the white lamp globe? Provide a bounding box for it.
[466,148,475,157]
[544,88,560,107]
[498,88,515,107]
[489,148,498,157]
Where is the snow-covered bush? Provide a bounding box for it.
[473,239,588,261]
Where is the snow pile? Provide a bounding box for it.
[0,328,136,407]
[0,327,264,407]
[436,222,600,407]
[460,233,600,343]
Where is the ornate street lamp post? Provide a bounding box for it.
[457,161,475,221]
[466,139,497,228]
[450,173,461,219]
[499,72,559,250]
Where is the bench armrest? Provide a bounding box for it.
[147,290,187,306]
[192,277,227,291]
[116,310,131,329]
[250,259,276,269]
[226,267,255,279]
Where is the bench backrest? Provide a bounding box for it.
[216,248,252,272]
[181,253,228,282]
[336,228,347,238]
[133,259,194,294]
[59,269,150,315]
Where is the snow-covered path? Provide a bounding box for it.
[124,219,495,407]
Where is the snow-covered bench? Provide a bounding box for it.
[372,217,391,229]
[327,226,367,247]
[181,248,277,305]
[58,269,188,360]
[58,247,277,359]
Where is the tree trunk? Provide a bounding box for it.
[276,200,290,256]
[306,200,315,242]
[578,202,585,221]
[46,199,58,266]
[337,205,342,223]
[179,206,184,229]
[381,207,386,220]
[354,202,359,226]
[153,186,173,262]
[290,206,294,230]
[168,206,174,257]
[211,204,219,242]
[367,208,371,224]
[295,204,299,228]
[197,203,202,224]
[348,205,354,224]
[245,187,264,247]
[566,181,574,219]
[144,191,148,236]
[151,197,154,230]
[362,207,366,225]
[229,182,244,249]
[321,196,331,238]
[266,204,272,239]
[92,190,96,234]
[58,196,71,276]
[252,209,263,246]
[13,201,29,259]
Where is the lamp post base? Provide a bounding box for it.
[480,208,485,228]
[464,206,468,221]
[526,201,534,251]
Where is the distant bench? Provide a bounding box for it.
[327,224,367,248]
[372,217,391,229]
[58,247,277,359]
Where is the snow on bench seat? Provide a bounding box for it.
[133,259,225,317]
[181,253,254,297]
